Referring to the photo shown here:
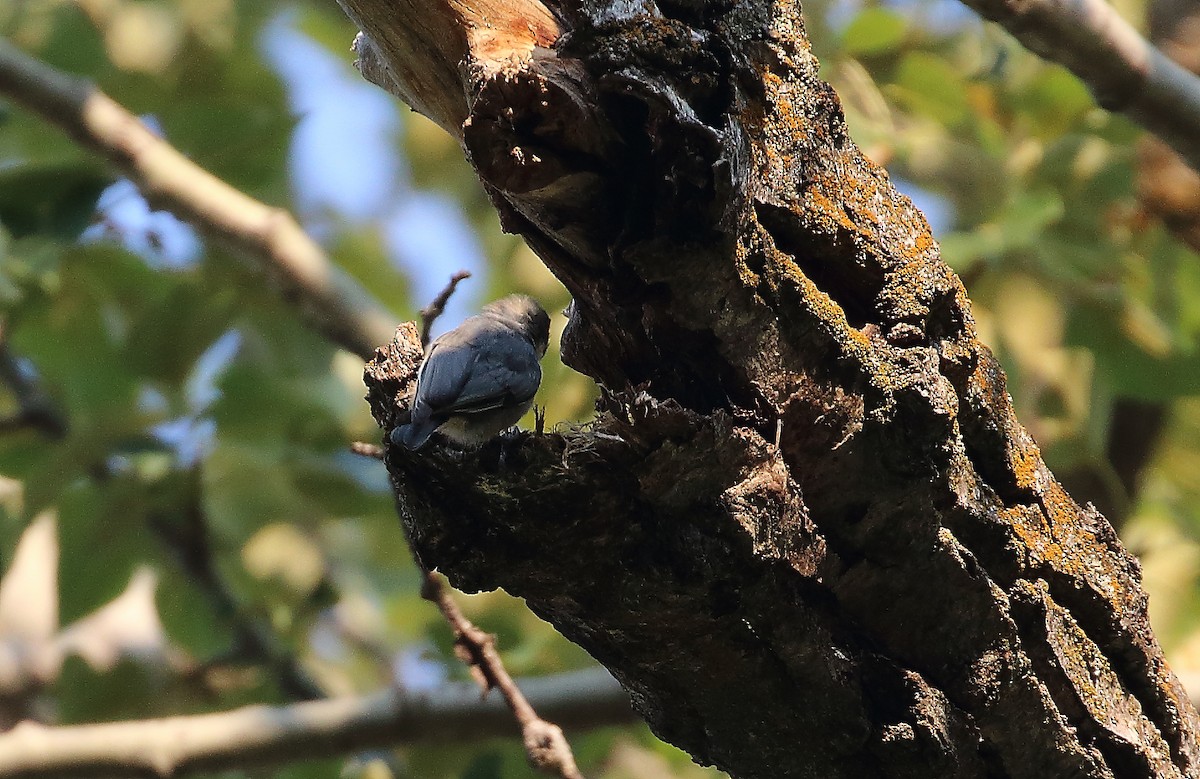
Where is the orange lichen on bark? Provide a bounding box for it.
[802,187,858,234]
[770,249,853,332]
[1000,469,1144,619]
[1007,434,1045,494]
[748,69,806,181]
[349,0,1200,769]
[1009,504,1068,572]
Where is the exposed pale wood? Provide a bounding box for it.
[337,0,559,135]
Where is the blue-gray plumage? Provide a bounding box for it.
[391,295,551,450]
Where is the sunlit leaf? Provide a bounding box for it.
[1068,306,1200,400]
[242,522,326,598]
[0,511,58,648]
[841,9,907,57]
[55,566,168,672]
[1019,67,1094,137]
[887,52,969,125]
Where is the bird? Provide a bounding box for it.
[391,294,551,450]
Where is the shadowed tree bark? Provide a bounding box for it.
[343,0,1200,775]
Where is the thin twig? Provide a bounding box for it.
[420,570,586,779]
[0,40,397,361]
[0,668,629,778]
[419,270,472,347]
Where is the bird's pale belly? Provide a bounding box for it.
[436,400,532,446]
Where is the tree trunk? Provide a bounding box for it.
[342,0,1200,775]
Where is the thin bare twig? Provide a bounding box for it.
[419,270,472,347]
[0,39,396,361]
[421,570,586,779]
[0,668,628,778]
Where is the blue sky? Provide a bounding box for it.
[261,12,486,333]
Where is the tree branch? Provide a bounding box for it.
[422,571,585,779]
[0,39,396,361]
[1138,0,1200,250]
[0,668,629,778]
[407,273,584,777]
[350,441,385,458]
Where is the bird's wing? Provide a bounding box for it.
[419,333,541,415]
[413,338,476,413]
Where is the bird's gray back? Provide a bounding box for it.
[416,314,541,415]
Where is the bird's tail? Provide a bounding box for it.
[390,415,440,451]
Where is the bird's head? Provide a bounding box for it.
[483,294,551,356]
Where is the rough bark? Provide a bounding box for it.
[344,0,1200,775]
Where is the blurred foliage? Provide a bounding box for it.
[1,0,1200,775]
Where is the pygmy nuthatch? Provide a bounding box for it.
[391,294,551,450]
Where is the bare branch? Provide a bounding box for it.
[0,39,396,361]
[421,571,585,779]
[1138,0,1200,250]
[419,270,472,347]
[961,0,1200,172]
[0,668,629,778]
[338,0,560,135]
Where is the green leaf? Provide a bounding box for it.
[331,228,407,320]
[54,657,165,724]
[291,453,391,517]
[1067,305,1200,400]
[25,5,110,80]
[125,282,237,385]
[1019,67,1094,137]
[202,438,308,541]
[0,160,110,239]
[998,188,1064,251]
[841,9,907,57]
[887,52,969,125]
